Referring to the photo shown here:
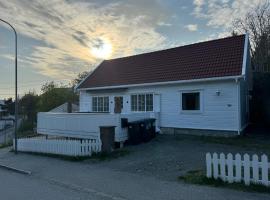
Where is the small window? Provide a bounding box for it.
[92,96,109,112]
[182,92,200,111]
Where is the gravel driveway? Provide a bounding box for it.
[90,134,269,182]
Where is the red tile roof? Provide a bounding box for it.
[78,35,246,89]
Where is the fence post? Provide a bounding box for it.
[206,153,212,178]
[243,154,250,185]
[235,153,242,182]
[220,153,226,181]
[213,153,218,179]
[261,154,269,186]
[252,154,259,184]
[227,153,233,183]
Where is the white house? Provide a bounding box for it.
[37,34,251,144]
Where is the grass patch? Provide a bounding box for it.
[12,151,91,162]
[179,170,270,194]
[176,134,270,152]
[0,142,12,149]
[90,149,130,161]
[15,149,130,162]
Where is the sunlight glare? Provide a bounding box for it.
[91,38,112,59]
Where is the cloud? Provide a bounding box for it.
[0,0,169,79]
[157,22,172,27]
[192,0,267,29]
[193,0,205,15]
[185,24,198,32]
[194,0,205,7]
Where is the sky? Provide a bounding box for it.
[0,0,266,99]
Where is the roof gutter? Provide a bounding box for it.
[77,75,244,91]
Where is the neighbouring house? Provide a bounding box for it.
[49,102,79,113]
[37,34,251,145]
[0,100,14,130]
[0,100,7,118]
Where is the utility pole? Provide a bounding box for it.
[0,19,18,153]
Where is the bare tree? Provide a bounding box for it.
[233,1,270,72]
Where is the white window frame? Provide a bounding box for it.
[179,90,203,114]
[92,96,109,112]
[130,93,154,112]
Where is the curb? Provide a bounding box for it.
[0,164,31,175]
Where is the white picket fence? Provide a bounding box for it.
[206,153,270,186]
[14,138,102,156]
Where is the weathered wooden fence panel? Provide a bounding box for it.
[206,152,270,187]
[14,138,102,157]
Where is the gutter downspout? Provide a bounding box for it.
[236,78,241,135]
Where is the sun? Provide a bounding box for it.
[91,38,112,59]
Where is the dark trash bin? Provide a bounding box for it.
[141,119,156,142]
[128,119,156,145]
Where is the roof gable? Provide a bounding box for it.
[78,35,246,89]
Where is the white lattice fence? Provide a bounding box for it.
[206,153,270,186]
[14,138,102,156]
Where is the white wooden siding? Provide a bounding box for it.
[128,81,239,132]
[79,80,242,133]
[79,91,91,112]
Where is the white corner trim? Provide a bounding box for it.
[237,82,241,135]
[74,61,104,91]
[77,75,244,91]
[241,34,249,77]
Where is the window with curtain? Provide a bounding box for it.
[131,94,153,112]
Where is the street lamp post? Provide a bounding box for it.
[0,19,18,154]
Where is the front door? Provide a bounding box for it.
[114,96,123,113]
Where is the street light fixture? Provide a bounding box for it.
[0,18,18,154]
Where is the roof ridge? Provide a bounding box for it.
[104,34,246,62]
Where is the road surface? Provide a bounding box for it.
[0,148,269,200]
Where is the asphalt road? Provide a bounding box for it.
[0,170,110,200]
[0,148,269,200]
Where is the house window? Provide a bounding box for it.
[92,96,109,112]
[182,92,200,111]
[131,94,153,112]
